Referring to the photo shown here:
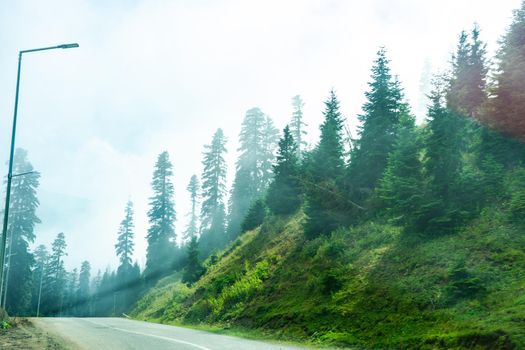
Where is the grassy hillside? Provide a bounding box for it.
[133,208,525,349]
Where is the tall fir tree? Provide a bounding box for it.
[446,26,488,155]
[304,90,346,237]
[31,244,48,315]
[241,198,267,232]
[348,48,407,202]
[182,236,203,285]
[465,25,488,119]
[65,268,78,315]
[144,151,176,282]
[267,126,302,215]
[183,175,200,244]
[260,116,280,190]
[421,82,464,232]
[95,268,117,316]
[115,200,139,312]
[77,260,91,316]
[482,2,525,140]
[199,129,228,254]
[478,2,525,166]
[42,232,67,315]
[115,201,135,271]
[3,148,41,315]
[90,269,102,316]
[289,95,307,158]
[227,108,278,240]
[446,30,472,116]
[377,113,425,230]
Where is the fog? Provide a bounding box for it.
[0,0,520,272]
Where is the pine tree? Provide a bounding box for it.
[447,30,471,115]
[77,261,91,316]
[267,126,302,215]
[182,236,203,285]
[466,25,488,118]
[114,200,140,314]
[482,2,525,140]
[145,151,176,282]
[65,268,78,315]
[4,148,41,315]
[31,244,48,315]
[378,113,424,229]
[241,199,267,232]
[127,261,141,309]
[421,82,464,232]
[304,90,346,237]
[446,26,488,156]
[199,129,228,254]
[348,48,407,199]
[90,269,102,316]
[182,175,200,244]
[95,268,117,316]
[227,168,253,240]
[289,95,307,158]
[260,116,280,190]
[227,108,278,239]
[43,232,67,315]
[115,201,135,271]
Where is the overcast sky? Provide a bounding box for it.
[0,0,521,273]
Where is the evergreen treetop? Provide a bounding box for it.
[145,151,177,281]
[267,126,302,215]
[183,175,200,243]
[200,128,228,231]
[349,48,407,194]
[115,200,135,269]
[290,95,307,158]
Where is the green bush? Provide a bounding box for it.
[445,264,486,303]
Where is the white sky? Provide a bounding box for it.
[0,0,521,273]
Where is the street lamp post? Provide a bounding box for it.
[0,43,79,309]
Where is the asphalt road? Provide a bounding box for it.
[31,317,309,350]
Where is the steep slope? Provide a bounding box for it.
[133,210,525,349]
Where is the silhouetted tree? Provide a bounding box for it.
[199,129,228,254]
[77,261,91,316]
[227,108,278,239]
[241,199,267,232]
[145,152,176,283]
[182,237,203,285]
[304,90,346,237]
[3,148,40,315]
[289,95,307,158]
[348,48,407,201]
[183,175,200,244]
[267,126,302,215]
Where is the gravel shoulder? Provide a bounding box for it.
[0,318,72,349]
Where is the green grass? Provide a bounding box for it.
[132,208,525,349]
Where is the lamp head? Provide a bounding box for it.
[57,43,79,49]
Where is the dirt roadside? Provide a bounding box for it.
[0,318,71,349]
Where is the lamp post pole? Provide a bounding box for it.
[0,43,79,309]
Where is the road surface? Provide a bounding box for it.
[31,317,309,350]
